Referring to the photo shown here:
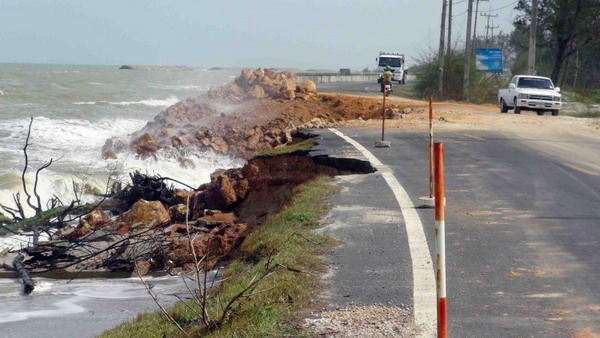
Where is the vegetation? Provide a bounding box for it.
[414,50,506,103]
[413,0,600,104]
[102,176,338,337]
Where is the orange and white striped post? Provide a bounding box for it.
[429,96,434,199]
[434,142,447,338]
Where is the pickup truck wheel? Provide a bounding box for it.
[552,110,559,116]
[513,98,521,114]
[500,99,508,113]
[537,111,545,116]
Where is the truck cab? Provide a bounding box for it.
[498,75,562,116]
[376,52,406,84]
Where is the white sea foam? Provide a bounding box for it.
[0,90,5,95]
[73,101,97,105]
[0,296,86,323]
[110,95,179,107]
[0,115,242,219]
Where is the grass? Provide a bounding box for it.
[101,175,338,338]
[253,138,316,158]
[391,83,419,100]
[561,87,600,106]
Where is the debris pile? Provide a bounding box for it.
[102,68,318,159]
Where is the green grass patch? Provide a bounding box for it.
[391,83,419,100]
[561,87,600,105]
[253,138,316,158]
[101,176,338,338]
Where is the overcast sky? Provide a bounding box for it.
[0,0,519,70]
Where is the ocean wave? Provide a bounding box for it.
[110,95,179,107]
[153,84,206,90]
[0,90,5,95]
[73,101,97,105]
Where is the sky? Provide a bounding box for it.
[0,0,519,70]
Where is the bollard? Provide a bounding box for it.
[419,96,435,207]
[429,96,434,199]
[374,84,391,148]
[434,142,447,338]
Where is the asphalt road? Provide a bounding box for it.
[316,127,600,337]
[319,81,383,97]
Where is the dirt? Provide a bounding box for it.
[304,304,420,337]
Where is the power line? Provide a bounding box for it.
[479,0,519,13]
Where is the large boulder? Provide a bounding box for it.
[132,133,159,156]
[69,208,113,238]
[250,85,266,99]
[204,174,237,210]
[116,199,171,228]
[297,80,317,95]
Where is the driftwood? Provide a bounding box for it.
[13,253,34,294]
[111,171,179,209]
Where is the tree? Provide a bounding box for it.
[514,0,600,84]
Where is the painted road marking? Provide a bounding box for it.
[462,133,486,141]
[564,163,600,176]
[329,128,436,337]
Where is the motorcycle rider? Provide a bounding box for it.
[381,65,393,94]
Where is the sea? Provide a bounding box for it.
[0,63,243,221]
[0,63,241,336]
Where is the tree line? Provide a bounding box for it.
[416,0,600,101]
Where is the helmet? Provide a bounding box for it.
[384,66,392,71]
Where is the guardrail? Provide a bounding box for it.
[296,73,379,84]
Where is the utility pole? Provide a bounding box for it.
[488,19,499,45]
[471,0,488,54]
[438,0,448,95]
[463,0,474,99]
[480,12,498,46]
[447,0,453,53]
[527,0,538,74]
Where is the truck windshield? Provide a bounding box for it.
[378,57,403,68]
[517,77,554,89]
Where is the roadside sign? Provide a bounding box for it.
[475,48,503,73]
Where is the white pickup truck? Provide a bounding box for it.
[498,75,562,116]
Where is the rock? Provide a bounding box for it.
[68,208,112,238]
[298,80,317,95]
[83,208,111,228]
[102,150,117,160]
[190,191,207,219]
[102,136,128,154]
[250,85,266,99]
[280,79,297,100]
[226,83,242,96]
[116,199,171,228]
[174,189,194,205]
[403,107,413,114]
[132,133,159,156]
[168,204,188,223]
[132,259,151,277]
[167,222,247,269]
[204,174,237,210]
[197,212,237,228]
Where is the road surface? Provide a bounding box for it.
[310,113,600,335]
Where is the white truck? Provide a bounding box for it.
[376,52,406,84]
[498,75,562,116]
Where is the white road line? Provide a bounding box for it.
[329,128,436,337]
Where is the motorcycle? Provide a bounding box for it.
[381,82,392,97]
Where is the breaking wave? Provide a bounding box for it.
[73,95,179,107]
[110,95,179,107]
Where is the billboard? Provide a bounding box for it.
[475,48,503,73]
